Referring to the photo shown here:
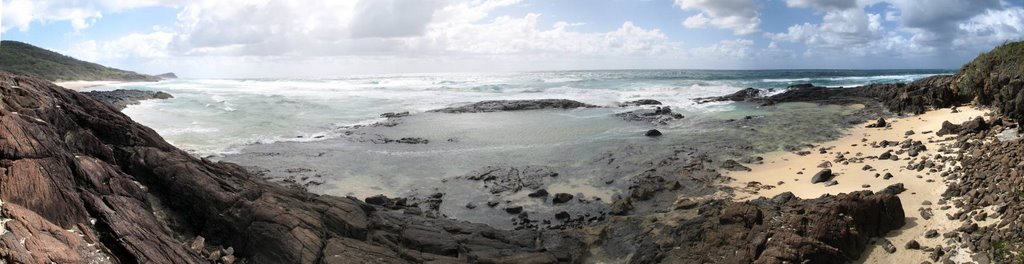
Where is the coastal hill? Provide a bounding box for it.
[0,40,159,82]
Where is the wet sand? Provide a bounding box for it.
[726,106,989,262]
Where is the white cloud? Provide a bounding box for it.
[691,39,755,59]
[674,0,761,35]
[954,7,1024,48]
[768,8,884,51]
[0,0,182,32]
[68,31,175,61]
[785,0,858,10]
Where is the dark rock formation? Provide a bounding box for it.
[936,116,989,136]
[811,169,834,183]
[744,75,962,115]
[617,107,684,125]
[379,111,409,118]
[866,117,887,128]
[83,89,174,110]
[429,99,597,113]
[611,191,905,263]
[644,129,662,137]
[0,72,569,263]
[618,99,662,107]
[694,88,764,103]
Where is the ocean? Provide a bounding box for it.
[95,69,951,157]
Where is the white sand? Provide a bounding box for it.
[54,81,125,91]
[726,106,989,263]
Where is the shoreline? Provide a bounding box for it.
[726,106,990,262]
[55,80,127,90]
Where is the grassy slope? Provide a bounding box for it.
[954,41,1024,122]
[0,40,158,82]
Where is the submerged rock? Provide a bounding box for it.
[617,107,684,125]
[428,99,597,113]
[552,193,574,204]
[461,166,560,195]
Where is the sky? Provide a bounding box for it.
[1,0,1023,78]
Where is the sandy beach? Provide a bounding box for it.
[727,106,989,262]
[54,80,124,90]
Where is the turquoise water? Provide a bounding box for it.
[90,69,951,156]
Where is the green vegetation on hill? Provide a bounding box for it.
[0,40,158,81]
[955,40,1024,123]
[950,41,1024,101]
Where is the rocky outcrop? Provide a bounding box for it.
[618,99,662,107]
[609,191,905,263]
[83,89,174,110]
[954,41,1024,124]
[615,106,684,125]
[429,99,597,113]
[695,88,764,103]
[743,75,963,115]
[0,72,567,263]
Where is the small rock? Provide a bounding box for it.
[221,255,237,264]
[720,159,752,172]
[867,118,887,128]
[504,206,523,214]
[189,236,205,252]
[824,180,839,187]
[882,239,897,253]
[555,211,570,220]
[925,229,939,238]
[811,169,834,184]
[486,201,500,207]
[880,183,906,194]
[906,240,921,250]
[610,198,633,215]
[465,202,477,209]
[528,189,549,198]
[552,193,574,204]
[645,129,662,137]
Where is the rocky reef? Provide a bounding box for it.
[83,89,174,110]
[428,99,598,113]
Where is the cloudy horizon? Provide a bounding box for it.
[2,0,1023,78]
